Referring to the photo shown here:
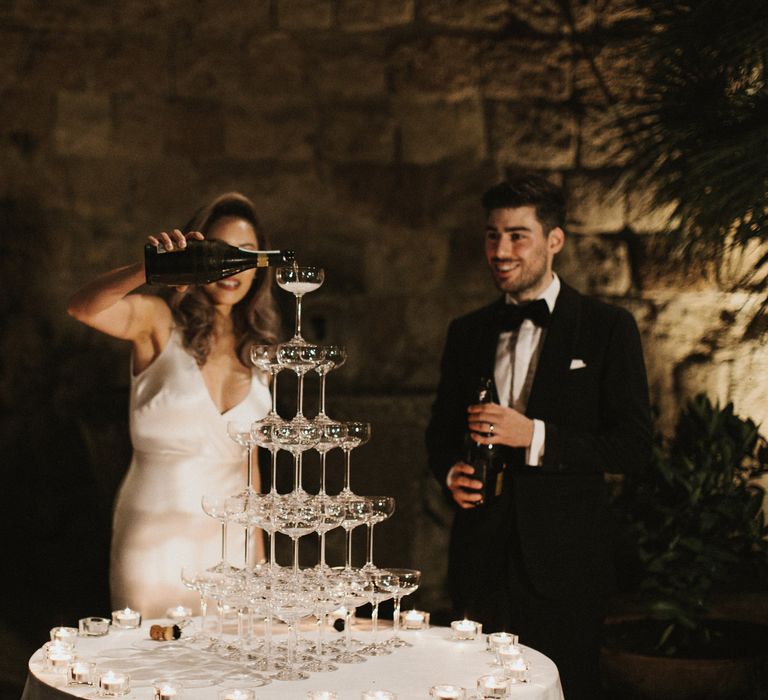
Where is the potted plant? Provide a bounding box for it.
[602,394,768,698]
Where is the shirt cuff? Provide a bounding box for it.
[526,419,546,466]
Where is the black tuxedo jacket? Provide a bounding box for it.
[426,281,652,609]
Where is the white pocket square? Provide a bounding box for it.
[570,359,587,370]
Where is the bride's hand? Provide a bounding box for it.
[147,229,205,292]
[148,228,204,251]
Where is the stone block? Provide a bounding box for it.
[574,39,650,104]
[632,233,718,292]
[0,88,55,155]
[579,106,630,169]
[319,103,395,163]
[241,33,307,97]
[87,32,168,95]
[163,99,225,158]
[225,99,315,162]
[390,36,482,94]
[420,0,510,30]
[556,233,633,296]
[507,0,562,34]
[111,94,166,160]
[56,156,134,219]
[397,90,485,165]
[13,0,112,29]
[278,0,333,30]
[481,39,573,102]
[173,33,245,102]
[54,91,111,157]
[17,31,96,92]
[309,38,388,99]
[0,28,27,91]
[626,181,679,233]
[338,0,414,30]
[489,101,577,170]
[564,171,625,234]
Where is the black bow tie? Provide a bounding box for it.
[495,299,551,332]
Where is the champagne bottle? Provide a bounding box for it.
[144,239,295,285]
[464,377,505,506]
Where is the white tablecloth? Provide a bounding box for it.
[24,620,564,700]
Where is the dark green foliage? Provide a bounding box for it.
[617,1,768,300]
[616,394,768,656]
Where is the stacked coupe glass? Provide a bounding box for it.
[180,266,421,685]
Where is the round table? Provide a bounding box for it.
[24,619,564,700]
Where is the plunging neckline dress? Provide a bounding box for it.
[110,328,271,617]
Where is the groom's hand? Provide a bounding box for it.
[447,463,483,509]
[467,403,534,448]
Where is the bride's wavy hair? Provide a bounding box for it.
[167,192,281,367]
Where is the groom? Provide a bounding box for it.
[426,175,652,699]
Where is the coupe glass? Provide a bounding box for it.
[315,345,347,422]
[339,422,371,496]
[181,567,226,647]
[331,568,373,664]
[339,498,373,570]
[276,265,325,345]
[361,496,395,572]
[363,570,395,656]
[201,495,239,575]
[271,418,320,496]
[315,496,344,571]
[227,420,258,497]
[250,344,282,419]
[276,343,326,421]
[380,568,422,648]
[272,495,322,577]
[271,586,315,681]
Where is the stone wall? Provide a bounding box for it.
[1,0,766,629]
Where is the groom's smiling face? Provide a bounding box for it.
[484,205,563,301]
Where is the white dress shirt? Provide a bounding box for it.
[494,274,560,466]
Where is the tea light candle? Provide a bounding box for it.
[50,626,79,644]
[67,661,96,686]
[218,689,255,700]
[429,685,466,699]
[98,670,130,696]
[450,618,481,640]
[43,641,75,671]
[487,631,517,651]
[165,605,193,622]
[79,616,110,636]
[154,680,183,699]
[111,607,142,629]
[476,674,510,699]
[307,692,338,700]
[497,643,524,666]
[401,609,430,630]
[361,692,397,700]
[505,656,530,683]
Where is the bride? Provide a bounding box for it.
[68,192,279,617]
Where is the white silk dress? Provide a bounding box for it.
[110,329,271,618]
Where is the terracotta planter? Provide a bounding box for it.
[601,618,768,699]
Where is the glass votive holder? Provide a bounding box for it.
[67,661,96,686]
[50,626,79,645]
[476,674,510,699]
[165,605,193,622]
[361,692,397,700]
[486,631,518,653]
[450,619,482,640]
[497,642,524,668]
[43,641,75,671]
[307,692,338,700]
[503,656,530,683]
[79,616,111,636]
[429,685,467,699]
[218,689,255,700]
[400,609,430,630]
[98,670,131,696]
[111,607,142,629]
[154,679,184,699]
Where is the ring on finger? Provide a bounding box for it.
[488,423,494,434]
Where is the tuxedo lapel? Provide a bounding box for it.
[526,282,581,419]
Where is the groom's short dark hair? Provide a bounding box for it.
[481,175,565,233]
